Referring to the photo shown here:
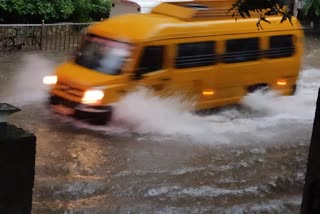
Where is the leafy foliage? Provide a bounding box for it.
[227,0,292,30]
[0,0,111,23]
[304,0,320,17]
[71,0,111,22]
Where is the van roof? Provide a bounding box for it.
[117,0,160,8]
[116,0,194,8]
[88,2,302,43]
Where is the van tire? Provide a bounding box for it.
[74,108,112,125]
[91,111,112,125]
[291,84,297,95]
[247,83,269,94]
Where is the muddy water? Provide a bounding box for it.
[0,35,319,214]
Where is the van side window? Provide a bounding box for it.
[266,35,295,58]
[138,46,164,74]
[224,38,260,63]
[175,41,216,68]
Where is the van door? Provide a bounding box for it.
[210,37,262,99]
[171,40,217,109]
[132,45,171,95]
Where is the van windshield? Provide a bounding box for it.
[75,36,132,75]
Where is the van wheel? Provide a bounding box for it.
[75,108,113,125]
[91,111,112,125]
[247,84,269,94]
[291,84,297,95]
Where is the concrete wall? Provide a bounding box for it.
[301,88,320,213]
[0,124,36,214]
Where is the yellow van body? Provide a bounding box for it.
[45,1,304,124]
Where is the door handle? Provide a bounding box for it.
[151,84,164,91]
[159,78,170,81]
[117,89,127,95]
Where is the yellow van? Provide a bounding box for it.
[43,1,304,124]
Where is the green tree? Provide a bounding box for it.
[70,0,111,22]
[304,0,320,17]
[228,0,292,29]
[303,0,320,30]
[0,0,290,24]
[0,0,111,23]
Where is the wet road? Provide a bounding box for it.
[0,35,320,213]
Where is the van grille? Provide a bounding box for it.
[49,95,79,108]
[55,82,84,98]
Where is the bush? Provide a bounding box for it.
[0,0,111,24]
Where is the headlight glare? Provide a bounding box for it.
[82,90,104,104]
[43,75,57,85]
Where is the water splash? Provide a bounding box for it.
[1,54,62,106]
[113,88,204,135]
[3,53,317,145]
[102,68,318,144]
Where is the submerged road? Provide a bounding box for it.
[0,36,319,213]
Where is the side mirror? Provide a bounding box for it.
[131,67,149,80]
[131,71,142,80]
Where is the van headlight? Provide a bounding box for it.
[43,75,57,85]
[81,89,105,104]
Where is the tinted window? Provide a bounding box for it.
[175,41,216,68]
[138,46,164,74]
[266,35,295,58]
[224,38,260,63]
[75,36,131,75]
[183,3,209,10]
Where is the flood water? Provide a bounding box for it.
[0,34,319,214]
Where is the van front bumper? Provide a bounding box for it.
[49,95,112,124]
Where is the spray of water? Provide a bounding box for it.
[2,53,317,144]
[101,68,318,144]
[2,54,61,106]
[112,88,204,135]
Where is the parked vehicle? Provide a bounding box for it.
[109,0,195,17]
[43,0,304,124]
[110,0,160,17]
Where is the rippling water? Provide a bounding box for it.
[0,34,319,214]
